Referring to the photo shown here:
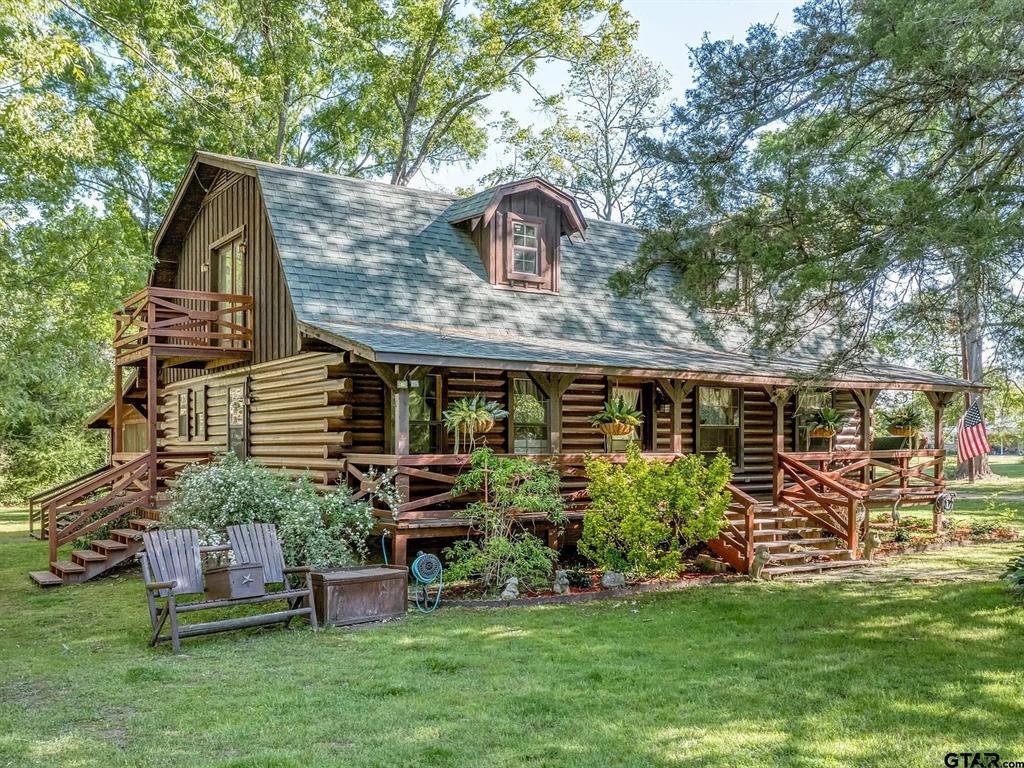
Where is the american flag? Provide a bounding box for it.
[957,399,990,464]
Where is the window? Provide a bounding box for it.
[211,231,245,347]
[608,384,641,452]
[511,378,549,454]
[408,375,442,454]
[227,382,248,458]
[698,387,741,463]
[511,221,539,275]
[177,393,190,441]
[193,386,207,441]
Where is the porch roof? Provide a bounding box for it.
[300,319,976,392]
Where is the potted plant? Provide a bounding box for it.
[808,406,846,438]
[588,396,643,437]
[880,403,927,437]
[443,394,508,452]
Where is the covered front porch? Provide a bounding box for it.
[333,353,965,569]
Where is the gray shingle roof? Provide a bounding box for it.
[443,186,497,223]
[231,156,974,390]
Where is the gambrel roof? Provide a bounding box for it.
[164,152,976,392]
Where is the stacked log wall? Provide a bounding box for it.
[158,352,385,488]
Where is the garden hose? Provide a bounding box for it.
[410,553,443,613]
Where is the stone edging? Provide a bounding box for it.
[442,574,750,608]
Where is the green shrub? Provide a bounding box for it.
[164,453,374,568]
[442,448,564,592]
[0,426,107,504]
[580,443,732,578]
[1002,549,1024,598]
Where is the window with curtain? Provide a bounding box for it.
[511,378,549,454]
[608,385,641,452]
[408,375,442,454]
[698,387,741,463]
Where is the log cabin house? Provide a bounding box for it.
[29,151,980,586]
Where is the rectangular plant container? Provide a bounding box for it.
[204,563,266,601]
[312,566,408,626]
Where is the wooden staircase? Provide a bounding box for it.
[709,485,870,579]
[30,513,161,587]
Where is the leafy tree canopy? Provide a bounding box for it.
[612,0,1024,386]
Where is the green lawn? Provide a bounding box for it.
[1,507,1023,768]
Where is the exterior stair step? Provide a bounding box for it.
[50,560,85,576]
[111,528,143,542]
[128,517,160,530]
[751,527,821,538]
[91,538,129,554]
[29,570,64,587]
[763,559,871,578]
[71,549,107,564]
[768,548,852,563]
[758,537,839,551]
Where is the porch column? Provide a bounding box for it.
[768,387,792,505]
[851,389,879,484]
[657,379,694,454]
[530,373,576,454]
[112,363,123,455]
[924,390,954,480]
[146,353,158,496]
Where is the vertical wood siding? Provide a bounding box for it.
[165,170,297,383]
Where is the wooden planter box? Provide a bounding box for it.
[204,563,265,601]
[312,566,408,627]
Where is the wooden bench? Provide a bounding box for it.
[141,526,317,653]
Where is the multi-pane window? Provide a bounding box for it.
[227,383,247,458]
[512,377,549,454]
[213,235,245,348]
[177,393,190,441]
[193,386,207,441]
[698,387,741,463]
[408,375,442,454]
[512,221,539,275]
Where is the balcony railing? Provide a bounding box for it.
[113,287,253,364]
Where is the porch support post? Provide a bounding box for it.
[112,363,123,456]
[146,352,158,496]
[851,389,879,484]
[768,387,792,505]
[924,390,954,483]
[657,379,694,454]
[530,373,576,454]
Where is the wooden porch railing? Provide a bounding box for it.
[708,484,759,573]
[41,452,212,563]
[776,449,947,551]
[28,463,112,539]
[113,287,253,363]
[343,452,764,572]
[44,454,153,564]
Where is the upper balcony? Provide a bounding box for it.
[113,287,253,368]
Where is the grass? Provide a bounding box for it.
[1,511,1023,767]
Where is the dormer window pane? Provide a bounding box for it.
[512,222,539,274]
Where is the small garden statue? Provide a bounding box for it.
[552,570,570,595]
[863,530,882,561]
[500,576,519,601]
[749,545,772,580]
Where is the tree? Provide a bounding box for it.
[612,0,1024,477]
[482,48,669,222]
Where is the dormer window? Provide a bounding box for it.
[445,176,587,294]
[512,221,540,275]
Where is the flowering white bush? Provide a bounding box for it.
[165,453,374,568]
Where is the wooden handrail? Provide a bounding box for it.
[28,463,112,537]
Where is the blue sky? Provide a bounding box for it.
[422,0,801,192]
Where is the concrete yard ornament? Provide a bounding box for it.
[552,570,570,595]
[863,530,882,561]
[749,544,772,580]
[500,576,519,601]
